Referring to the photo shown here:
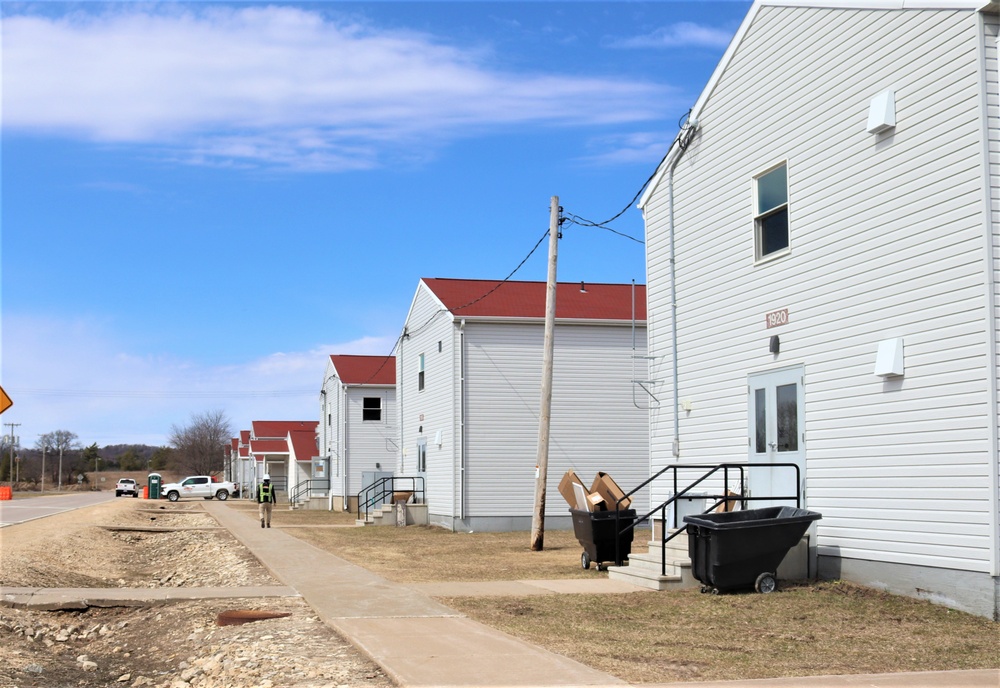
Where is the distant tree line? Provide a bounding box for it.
[0,410,233,488]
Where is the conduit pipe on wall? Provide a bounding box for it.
[667,118,699,458]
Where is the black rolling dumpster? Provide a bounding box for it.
[683,506,821,594]
[560,469,637,571]
[570,507,637,571]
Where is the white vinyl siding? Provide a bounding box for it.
[463,322,649,517]
[645,7,992,573]
[344,388,396,495]
[398,283,458,518]
[399,280,651,527]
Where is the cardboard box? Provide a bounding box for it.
[590,472,631,511]
[715,489,741,513]
[587,492,607,511]
[559,470,588,509]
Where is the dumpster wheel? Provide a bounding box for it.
[581,552,591,570]
[754,572,777,594]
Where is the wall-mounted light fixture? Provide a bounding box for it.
[769,335,780,354]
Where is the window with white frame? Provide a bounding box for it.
[754,162,789,261]
[362,396,382,422]
[418,353,425,391]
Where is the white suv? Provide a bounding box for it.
[115,478,139,498]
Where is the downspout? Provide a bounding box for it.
[341,382,348,511]
[976,11,1000,582]
[399,329,405,474]
[459,318,467,520]
[668,118,700,458]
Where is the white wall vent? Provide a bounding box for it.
[867,90,896,134]
[875,338,904,377]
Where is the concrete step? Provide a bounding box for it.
[607,530,701,591]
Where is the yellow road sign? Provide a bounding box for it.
[0,386,12,415]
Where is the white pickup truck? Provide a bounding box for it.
[161,476,238,502]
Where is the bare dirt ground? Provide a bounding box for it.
[0,498,393,688]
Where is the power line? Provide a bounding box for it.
[360,225,552,385]
[561,111,695,241]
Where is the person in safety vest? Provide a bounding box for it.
[257,475,276,528]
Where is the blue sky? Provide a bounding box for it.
[1,1,751,447]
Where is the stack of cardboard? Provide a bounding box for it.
[558,470,632,512]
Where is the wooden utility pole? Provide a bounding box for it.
[4,422,20,483]
[531,196,560,551]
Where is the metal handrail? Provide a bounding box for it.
[289,479,330,507]
[357,476,426,521]
[613,462,802,573]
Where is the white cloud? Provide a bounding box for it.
[609,21,735,50]
[578,131,675,166]
[0,314,395,446]
[3,5,669,170]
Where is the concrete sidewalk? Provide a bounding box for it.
[205,503,997,688]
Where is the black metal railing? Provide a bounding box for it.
[357,476,426,521]
[289,479,331,507]
[613,462,802,573]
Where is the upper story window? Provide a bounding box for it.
[362,396,382,422]
[418,353,425,391]
[754,162,789,261]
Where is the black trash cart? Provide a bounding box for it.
[570,508,636,571]
[684,506,821,594]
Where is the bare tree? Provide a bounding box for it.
[37,430,80,489]
[169,410,233,476]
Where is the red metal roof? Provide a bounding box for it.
[252,420,318,439]
[329,354,396,385]
[289,430,319,462]
[249,439,289,454]
[421,278,646,320]
[240,430,250,444]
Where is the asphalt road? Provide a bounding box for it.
[0,491,116,528]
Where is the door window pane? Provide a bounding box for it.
[775,383,798,452]
[754,388,766,453]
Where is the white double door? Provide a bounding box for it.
[747,365,805,508]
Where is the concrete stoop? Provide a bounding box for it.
[355,502,429,527]
[607,529,701,591]
[290,496,329,511]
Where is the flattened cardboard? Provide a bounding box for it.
[590,472,631,511]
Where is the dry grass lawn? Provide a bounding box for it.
[238,505,1000,683]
